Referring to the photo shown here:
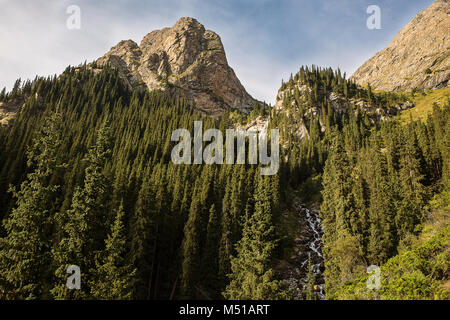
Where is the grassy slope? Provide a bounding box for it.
[399,87,450,122]
[333,191,450,300]
[335,225,449,300]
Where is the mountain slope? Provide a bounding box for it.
[96,17,257,117]
[334,192,450,301]
[399,87,450,122]
[351,0,450,92]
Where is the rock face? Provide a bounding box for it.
[0,97,25,126]
[273,81,414,141]
[351,0,450,91]
[96,17,256,117]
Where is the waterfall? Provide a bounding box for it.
[281,199,325,300]
[297,203,325,299]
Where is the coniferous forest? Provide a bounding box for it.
[0,64,448,300]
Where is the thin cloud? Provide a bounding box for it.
[0,0,435,103]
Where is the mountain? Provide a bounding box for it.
[0,7,449,302]
[269,66,413,143]
[0,96,24,126]
[96,17,257,117]
[351,0,450,92]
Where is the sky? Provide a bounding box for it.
[0,0,435,104]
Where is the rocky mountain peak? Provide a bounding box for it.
[172,16,205,32]
[351,0,450,92]
[97,17,256,117]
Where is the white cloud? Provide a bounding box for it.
[0,0,432,104]
[0,0,281,102]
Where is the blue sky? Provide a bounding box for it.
[0,0,435,103]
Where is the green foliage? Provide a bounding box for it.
[0,63,447,301]
[223,175,289,300]
[321,100,450,299]
[52,121,113,299]
[0,113,63,299]
[90,201,136,299]
[305,259,318,300]
[335,225,450,300]
[0,66,289,299]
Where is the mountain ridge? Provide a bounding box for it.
[351,0,450,92]
[95,17,257,117]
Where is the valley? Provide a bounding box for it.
[0,0,448,302]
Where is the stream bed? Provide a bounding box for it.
[280,199,325,299]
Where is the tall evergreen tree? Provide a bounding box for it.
[180,181,203,297]
[52,121,112,299]
[396,128,427,236]
[128,174,155,299]
[90,201,136,299]
[223,175,288,300]
[320,134,365,296]
[201,204,221,294]
[0,113,63,299]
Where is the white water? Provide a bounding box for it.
[294,201,325,299]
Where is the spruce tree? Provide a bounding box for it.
[52,121,112,299]
[201,204,220,293]
[128,175,155,299]
[366,140,396,265]
[396,128,427,237]
[180,181,203,297]
[0,113,63,299]
[90,201,136,299]
[218,175,233,289]
[320,133,365,296]
[223,175,288,300]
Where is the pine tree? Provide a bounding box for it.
[201,204,220,293]
[180,181,203,297]
[0,113,63,299]
[396,128,427,236]
[128,174,155,299]
[223,175,288,300]
[218,175,233,289]
[90,201,136,299]
[366,140,396,265]
[52,121,112,299]
[320,133,365,296]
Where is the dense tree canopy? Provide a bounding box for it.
[0,65,448,300]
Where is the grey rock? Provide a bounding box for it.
[351,0,450,92]
[96,17,257,117]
